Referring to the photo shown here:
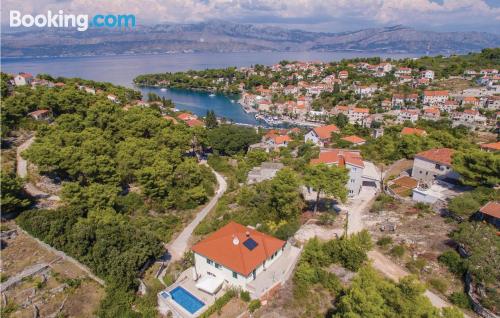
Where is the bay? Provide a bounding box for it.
[1,51,419,124]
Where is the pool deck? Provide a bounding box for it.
[158,268,225,318]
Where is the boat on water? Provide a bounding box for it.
[230,100,235,103]
[209,93,216,97]
[160,88,167,92]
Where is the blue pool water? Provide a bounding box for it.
[170,286,205,314]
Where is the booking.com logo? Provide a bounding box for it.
[9,10,136,32]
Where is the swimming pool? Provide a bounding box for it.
[170,286,205,314]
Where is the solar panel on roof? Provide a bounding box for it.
[243,238,258,251]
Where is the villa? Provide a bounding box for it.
[304,124,340,147]
[411,148,459,182]
[159,222,301,317]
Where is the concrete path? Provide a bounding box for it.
[166,169,227,261]
[16,136,60,201]
[344,187,378,235]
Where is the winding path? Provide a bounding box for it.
[166,168,227,262]
[16,136,60,201]
[344,165,470,316]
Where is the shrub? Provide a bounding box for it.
[376,236,393,248]
[198,289,237,318]
[406,258,427,275]
[240,290,251,302]
[438,250,467,276]
[390,245,405,258]
[429,277,448,294]
[449,291,472,309]
[248,299,261,313]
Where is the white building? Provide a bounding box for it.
[14,73,33,86]
[311,149,365,196]
[420,70,435,81]
[397,110,419,123]
[423,90,449,105]
[191,222,298,298]
[304,124,340,147]
[411,148,459,182]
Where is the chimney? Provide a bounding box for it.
[246,231,250,237]
[232,235,239,245]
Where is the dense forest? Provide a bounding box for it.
[0,74,219,316]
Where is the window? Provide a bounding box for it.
[232,272,238,279]
[207,272,215,277]
[435,163,441,170]
[206,259,213,265]
[215,263,221,269]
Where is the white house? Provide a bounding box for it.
[311,149,365,196]
[304,124,340,147]
[423,90,449,105]
[451,109,487,128]
[411,148,459,182]
[420,70,435,81]
[14,73,33,86]
[348,107,370,125]
[191,222,293,296]
[397,110,419,123]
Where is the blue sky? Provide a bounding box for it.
[2,0,500,33]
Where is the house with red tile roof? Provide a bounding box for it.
[411,148,460,182]
[423,90,449,105]
[401,127,427,137]
[397,109,419,123]
[480,141,500,152]
[310,149,365,196]
[190,221,300,298]
[477,202,500,228]
[422,108,441,121]
[177,112,198,121]
[14,73,33,86]
[28,109,51,121]
[304,124,340,147]
[341,135,366,146]
[186,119,205,127]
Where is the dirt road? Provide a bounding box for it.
[166,169,227,261]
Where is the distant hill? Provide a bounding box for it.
[2,21,499,58]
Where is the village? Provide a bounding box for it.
[1,50,499,318]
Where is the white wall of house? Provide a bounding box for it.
[411,157,460,182]
[304,130,322,146]
[346,163,363,196]
[193,246,285,291]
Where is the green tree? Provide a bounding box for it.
[205,110,218,129]
[304,163,349,213]
[0,172,31,213]
[452,150,500,187]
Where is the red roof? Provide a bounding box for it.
[353,107,369,113]
[479,202,500,219]
[186,119,204,127]
[341,135,366,144]
[480,142,500,151]
[311,149,364,168]
[177,112,196,121]
[273,135,292,145]
[424,90,449,97]
[28,109,50,116]
[401,127,427,136]
[313,124,340,139]
[415,148,455,166]
[191,222,285,276]
[424,108,440,114]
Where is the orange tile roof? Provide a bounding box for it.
[341,135,366,144]
[480,142,500,151]
[186,119,204,127]
[424,90,449,96]
[310,149,364,168]
[177,112,195,121]
[401,127,427,136]
[191,222,285,276]
[353,107,369,113]
[415,148,455,166]
[313,124,340,139]
[28,109,50,116]
[273,135,292,145]
[424,108,440,114]
[479,202,500,219]
[163,115,178,124]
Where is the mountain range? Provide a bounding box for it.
[2,21,499,58]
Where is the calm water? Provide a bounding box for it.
[2,52,419,124]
